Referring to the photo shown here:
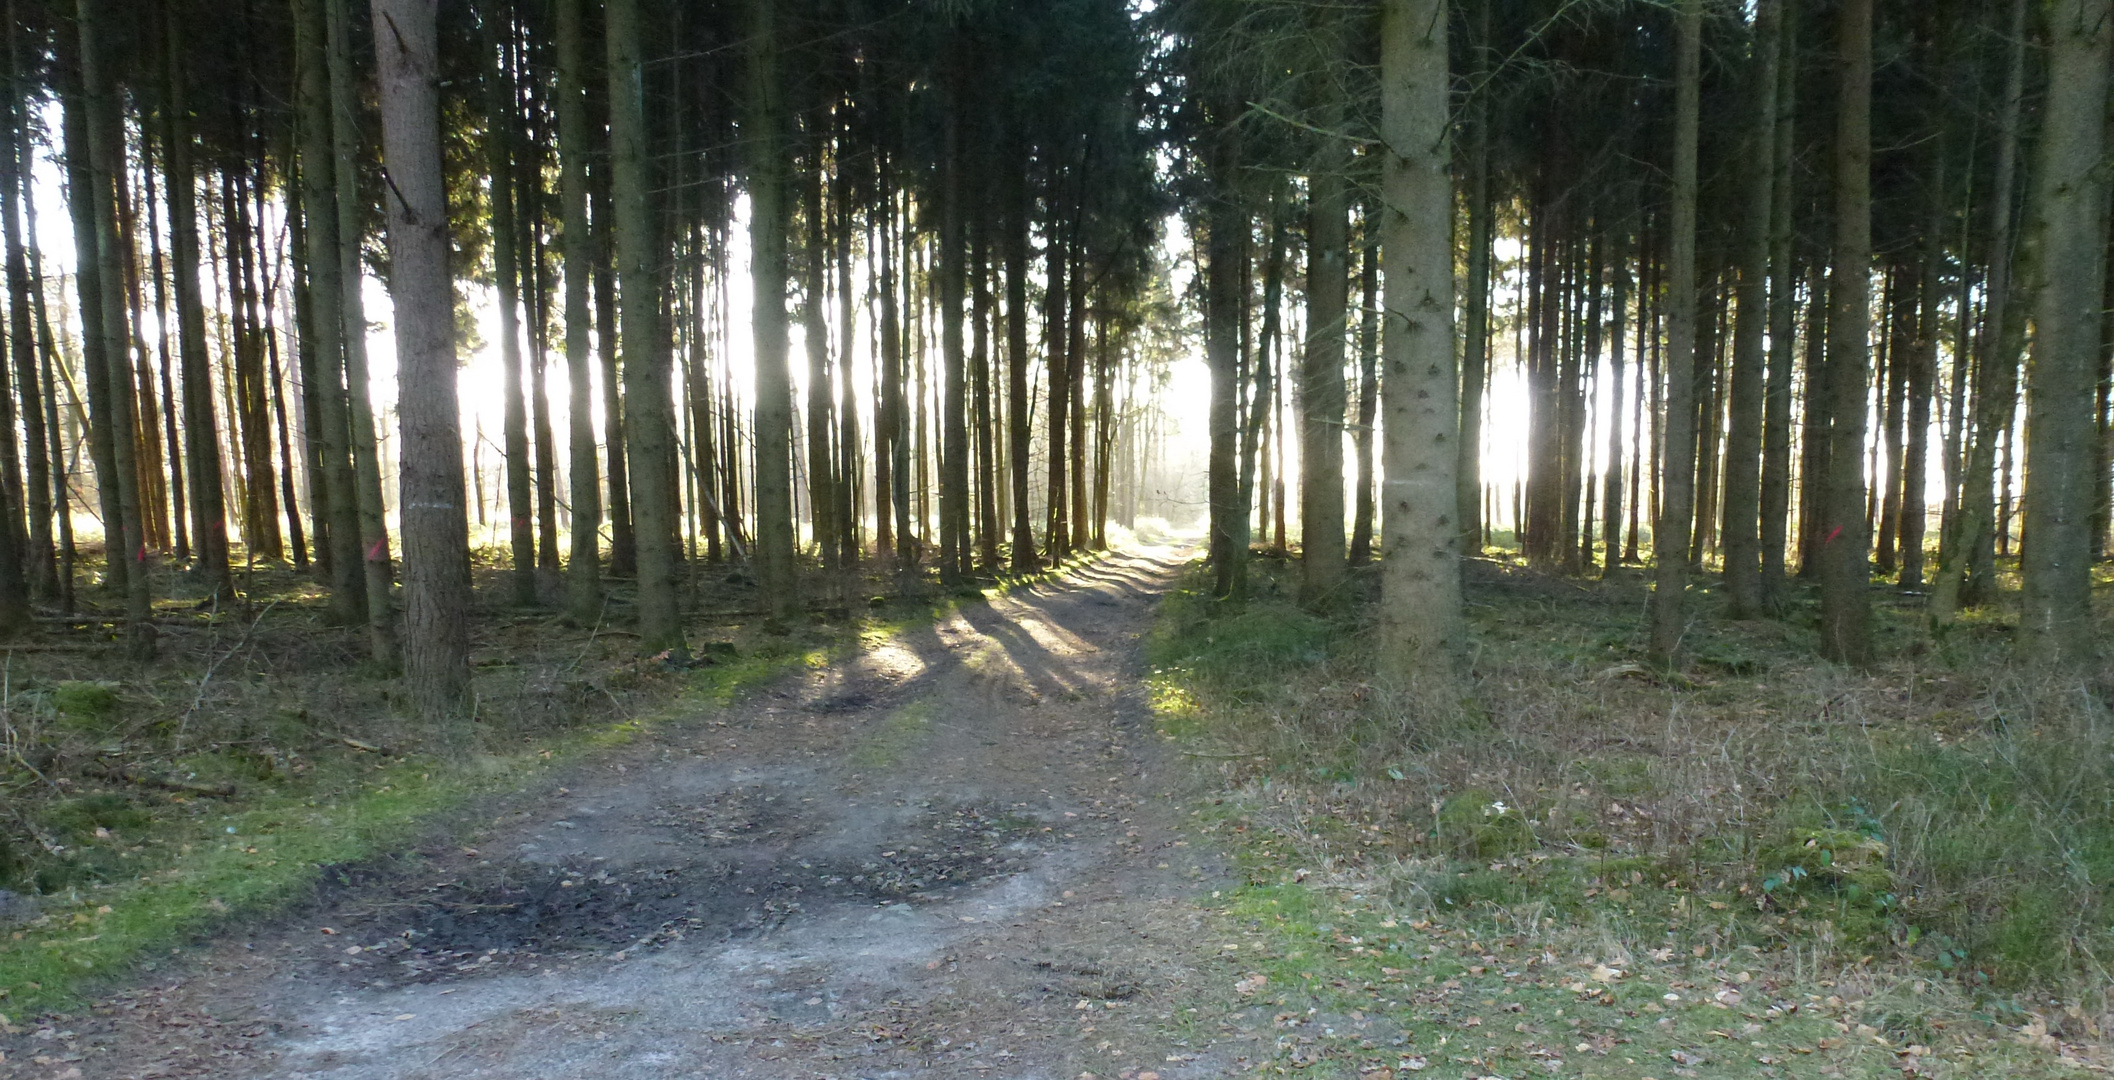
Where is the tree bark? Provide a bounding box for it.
[1937,0,2026,621]
[1300,110,1349,608]
[1204,109,1242,596]
[296,0,368,629]
[1648,0,1701,666]
[556,0,600,623]
[746,0,797,625]
[2018,0,2112,665]
[1376,0,1461,675]
[79,0,152,656]
[1759,0,1798,608]
[1819,0,1874,666]
[1350,223,1377,564]
[372,0,472,718]
[1722,0,1780,618]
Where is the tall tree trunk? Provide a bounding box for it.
[1601,226,1627,575]
[1204,108,1242,596]
[745,0,796,625]
[1648,0,1702,666]
[2018,0,2112,664]
[1722,0,1780,617]
[79,0,151,656]
[1819,0,1874,665]
[1045,222,1071,564]
[556,0,600,623]
[4,7,53,604]
[1900,164,1940,591]
[802,164,839,578]
[485,5,536,607]
[329,0,397,665]
[938,107,968,584]
[1005,149,1036,573]
[973,192,999,572]
[1457,2,1490,557]
[1376,0,1461,674]
[1759,0,1798,608]
[372,0,472,718]
[1937,0,2026,621]
[60,54,124,596]
[1350,222,1378,563]
[297,0,368,629]
[1301,124,1348,607]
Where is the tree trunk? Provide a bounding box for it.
[484,4,536,608]
[1819,0,1874,666]
[746,0,797,625]
[1350,223,1378,563]
[1937,0,2026,621]
[2018,0,2112,664]
[1045,223,1071,564]
[1722,0,1780,617]
[1648,0,1701,666]
[297,0,368,629]
[938,108,968,584]
[1376,0,1461,675]
[803,164,839,578]
[79,0,151,656]
[1301,130,1348,607]
[1204,110,1242,597]
[4,11,54,604]
[1759,0,1798,607]
[1601,226,1627,575]
[1005,149,1036,573]
[372,0,472,718]
[555,0,600,623]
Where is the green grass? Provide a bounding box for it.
[1150,554,2107,1075]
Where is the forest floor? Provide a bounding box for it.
[3,545,2110,1079]
[1,544,1259,1079]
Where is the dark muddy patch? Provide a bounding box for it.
[298,802,1048,990]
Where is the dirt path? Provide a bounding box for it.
[11,546,1250,1080]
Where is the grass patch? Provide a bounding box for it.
[1152,553,2111,1075]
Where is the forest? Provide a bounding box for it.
[0,0,2109,1072]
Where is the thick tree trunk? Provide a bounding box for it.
[2018,0,2112,664]
[1722,0,1780,618]
[746,0,797,625]
[1376,0,1461,674]
[1457,4,1490,558]
[556,0,600,624]
[1648,0,1701,666]
[610,0,686,646]
[1819,0,1874,666]
[372,0,472,718]
[1900,172,1940,591]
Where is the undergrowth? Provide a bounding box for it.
[1152,553,2111,1076]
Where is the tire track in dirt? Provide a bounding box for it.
[11,546,1244,1080]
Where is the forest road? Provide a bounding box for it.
[30,544,1252,1080]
